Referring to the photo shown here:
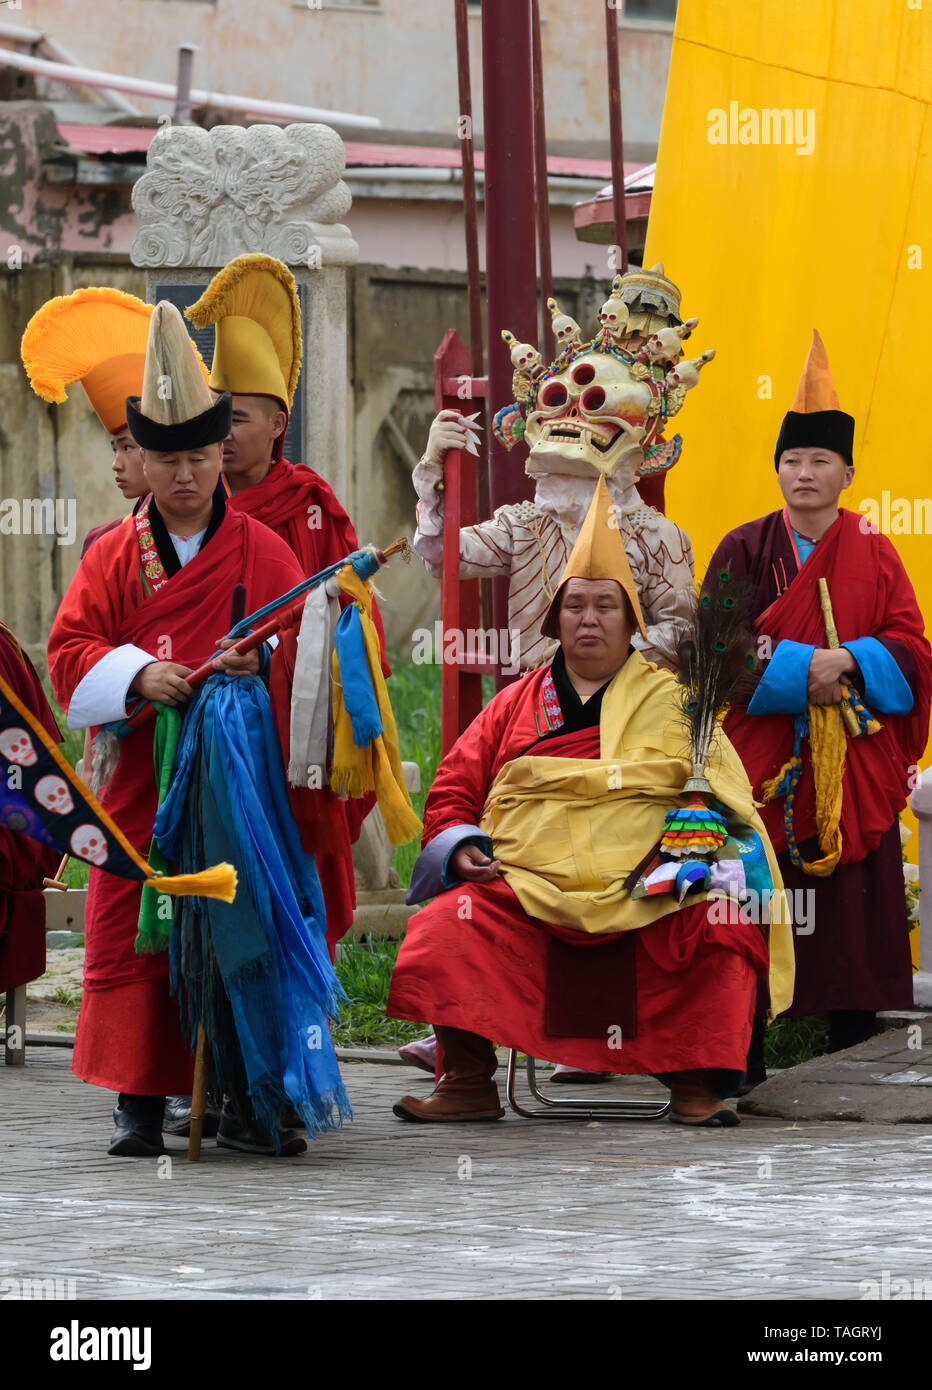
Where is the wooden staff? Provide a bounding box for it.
[817,577,861,738]
[187,1025,208,1162]
[188,582,245,1162]
[125,541,412,735]
[42,853,70,891]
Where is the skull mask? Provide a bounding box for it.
[523,350,653,484]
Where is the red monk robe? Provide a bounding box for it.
[388,662,769,1076]
[47,506,305,1094]
[227,457,389,952]
[0,623,61,993]
[710,508,932,1015]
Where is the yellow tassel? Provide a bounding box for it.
[330,567,423,846]
[761,755,799,803]
[143,862,238,904]
[330,763,373,800]
[370,738,423,846]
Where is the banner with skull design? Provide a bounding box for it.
[0,672,154,882]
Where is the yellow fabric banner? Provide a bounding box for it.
[647,0,932,650]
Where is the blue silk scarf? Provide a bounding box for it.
[154,672,351,1142]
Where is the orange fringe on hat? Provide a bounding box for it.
[21,287,209,434]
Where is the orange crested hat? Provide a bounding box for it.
[21,288,211,436]
[22,287,152,435]
[540,475,646,641]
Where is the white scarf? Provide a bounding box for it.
[287,582,339,789]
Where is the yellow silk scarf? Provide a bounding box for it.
[480,653,794,1018]
[330,566,422,846]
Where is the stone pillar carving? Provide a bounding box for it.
[130,122,358,503]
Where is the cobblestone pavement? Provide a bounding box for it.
[741,1024,932,1122]
[3,1048,932,1301]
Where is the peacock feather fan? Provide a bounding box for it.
[676,564,760,791]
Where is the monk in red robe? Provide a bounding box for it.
[48,303,308,1157]
[186,254,387,955]
[0,623,61,1001]
[388,479,793,1126]
[707,332,932,1069]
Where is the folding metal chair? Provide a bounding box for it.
[505,1050,670,1121]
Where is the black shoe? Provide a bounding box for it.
[163,1093,221,1138]
[280,1106,306,1131]
[108,1094,166,1157]
[216,1102,307,1157]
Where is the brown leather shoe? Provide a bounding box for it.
[668,1075,740,1127]
[393,1024,504,1121]
[393,1082,505,1123]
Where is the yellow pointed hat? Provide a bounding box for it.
[790,328,841,411]
[774,329,855,468]
[185,254,301,409]
[21,287,154,434]
[540,475,647,640]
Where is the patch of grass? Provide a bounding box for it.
[385,651,495,887]
[62,859,89,890]
[332,935,426,1049]
[387,653,442,888]
[44,685,85,773]
[52,986,83,1009]
[763,1015,829,1070]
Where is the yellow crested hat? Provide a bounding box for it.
[21,287,156,435]
[540,475,647,640]
[185,254,301,409]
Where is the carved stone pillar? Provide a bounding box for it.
[130,122,358,503]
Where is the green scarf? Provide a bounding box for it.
[135,702,183,955]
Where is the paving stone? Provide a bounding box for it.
[739,1027,932,1122]
[3,1049,932,1300]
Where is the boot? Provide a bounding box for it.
[216,1096,307,1156]
[826,1009,877,1054]
[108,1094,166,1157]
[736,1017,767,1096]
[393,1025,504,1122]
[163,1093,221,1138]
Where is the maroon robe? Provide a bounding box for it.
[706,508,932,1014]
[0,624,60,992]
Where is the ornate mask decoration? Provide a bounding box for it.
[493,264,714,486]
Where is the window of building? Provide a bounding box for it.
[624,0,678,23]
